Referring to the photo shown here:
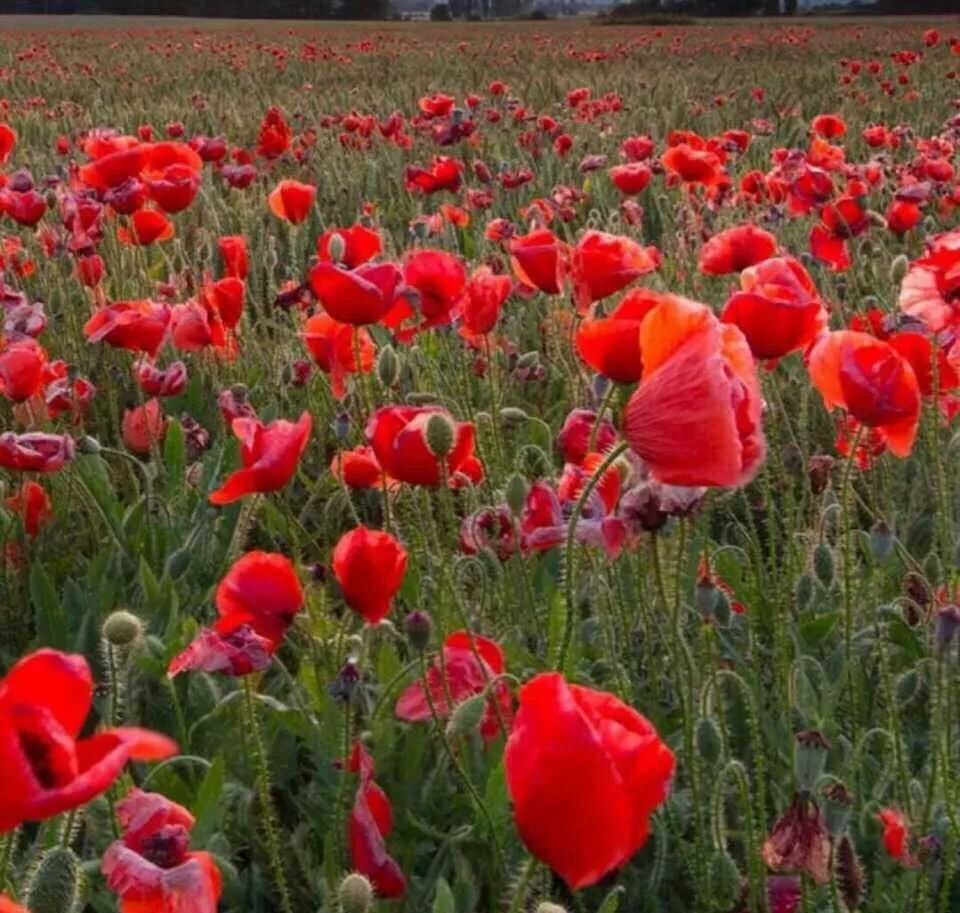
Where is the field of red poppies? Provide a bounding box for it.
[0,12,960,913]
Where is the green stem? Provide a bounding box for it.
[0,830,16,894]
[506,856,538,913]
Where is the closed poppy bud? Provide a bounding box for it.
[499,407,528,427]
[505,472,528,516]
[822,781,853,837]
[835,834,864,912]
[695,716,723,764]
[808,455,834,494]
[445,692,488,739]
[889,253,908,285]
[794,572,813,609]
[404,610,433,651]
[695,577,719,620]
[812,544,834,587]
[338,873,373,913]
[26,847,82,913]
[935,604,960,653]
[376,344,400,388]
[102,610,144,647]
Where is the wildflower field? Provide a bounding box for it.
[1,12,960,913]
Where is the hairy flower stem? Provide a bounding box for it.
[505,855,538,913]
[587,381,616,454]
[242,677,294,913]
[0,830,16,894]
[840,427,863,732]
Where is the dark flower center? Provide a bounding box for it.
[140,826,191,869]
[18,730,67,789]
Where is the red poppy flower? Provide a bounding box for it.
[575,288,658,383]
[80,144,145,192]
[201,276,245,330]
[366,405,483,487]
[122,399,168,455]
[0,897,26,913]
[808,330,921,457]
[168,551,303,678]
[0,649,176,832]
[0,189,46,227]
[118,209,174,246]
[720,256,827,361]
[811,113,847,139]
[878,808,913,863]
[346,742,406,899]
[400,249,467,329]
[396,631,513,741]
[462,265,511,337]
[404,156,463,195]
[5,481,51,538]
[316,223,383,268]
[256,107,292,160]
[218,235,249,279]
[558,452,621,514]
[698,224,778,275]
[76,254,105,288]
[268,180,316,224]
[661,143,724,186]
[332,526,408,625]
[623,293,765,487]
[608,163,653,196]
[84,300,171,358]
[621,134,655,162]
[302,312,375,399]
[521,480,625,560]
[331,445,386,489]
[898,227,960,333]
[570,230,660,313]
[135,360,188,397]
[103,177,148,216]
[308,261,401,326]
[509,228,568,296]
[102,788,222,913]
[0,340,46,402]
[0,124,15,165]
[170,302,226,354]
[505,672,674,889]
[0,432,74,473]
[144,164,201,213]
[557,409,618,465]
[887,331,959,399]
[209,412,312,505]
[886,200,922,235]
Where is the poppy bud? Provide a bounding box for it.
[870,521,894,562]
[695,577,719,620]
[708,850,741,910]
[518,444,552,480]
[924,553,941,585]
[505,472,528,516]
[695,716,723,764]
[404,610,433,652]
[425,412,456,458]
[76,434,101,454]
[794,730,830,793]
[446,691,488,739]
[813,544,834,588]
[889,254,909,285]
[338,872,374,913]
[822,781,854,837]
[102,610,144,647]
[895,669,920,706]
[334,412,351,441]
[499,406,529,427]
[794,573,813,609]
[27,847,82,913]
[835,834,864,912]
[326,231,347,265]
[535,905,568,913]
[808,455,835,494]
[376,344,400,388]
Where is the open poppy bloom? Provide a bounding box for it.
[135,360,188,398]
[623,292,766,487]
[144,163,201,213]
[268,179,316,224]
[720,256,827,362]
[698,223,778,275]
[302,312,375,399]
[0,339,46,402]
[256,106,292,160]
[346,742,406,898]
[0,432,74,473]
[218,234,249,279]
[661,143,724,186]
[807,330,920,457]
[509,228,568,296]
[575,288,658,383]
[396,631,513,741]
[332,526,408,625]
[403,156,463,195]
[118,209,174,246]
[331,445,386,489]
[84,300,171,358]
[168,551,304,677]
[557,408,618,465]
[316,223,383,268]
[521,480,626,560]
[398,248,467,330]
[461,265,511,338]
[570,230,660,313]
[122,399,168,455]
[308,261,402,326]
[558,452,622,515]
[102,788,222,913]
[505,672,674,889]
[608,162,653,196]
[366,405,483,487]
[209,411,311,505]
[5,481,52,538]
[898,227,960,333]
[0,649,177,832]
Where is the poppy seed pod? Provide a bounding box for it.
[425,412,456,458]
[869,521,894,562]
[338,872,373,913]
[535,905,568,913]
[823,781,854,837]
[326,231,347,265]
[26,847,83,913]
[102,610,144,647]
[695,577,720,620]
[794,730,831,793]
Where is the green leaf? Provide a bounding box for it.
[191,754,225,846]
[432,877,456,913]
[31,561,68,649]
[799,612,838,646]
[163,418,186,498]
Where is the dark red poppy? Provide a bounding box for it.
[316,223,383,268]
[698,224,778,275]
[0,432,74,473]
[209,412,312,505]
[118,209,174,246]
[0,340,46,402]
[396,631,513,740]
[720,256,827,361]
[5,481,51,538]
[332,526,408,625]
[218,235,249,280]
[808,330,921,457]
[608,163,653,196]
[268,180,315,224]
[505,672,674,889]
[0,649,176,832]
[623,292,765,487]
[521,480,625,560]
[462,265,511,337]
[570,230,660,313]
[102,788,222,913]
[0,189,46,227]
[103,178,148,216]
[302,312,375,399]
[366,405,483,487]
[308,261,401,326]
[575,288,658,383]
[509,229,567,296]
[84,300,171,358]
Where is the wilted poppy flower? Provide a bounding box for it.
[218,235,249,279]
[118,209,174,246]
[557,409,617,465]
[331,445,385,489]
[103,177,148,216]
[302,312,375,399]
[509,228,567,296]
[400,249,467,329]
[462,265,511,337]
[570,230,660,313]
[84,300,171,358]
[135,360,188,397]
[209,412,312,505]
[575,288,658,383]
[623,293,765,487]
[807,330,920,457]
[346,742,406,898]
[0,648,176,832]
[168,551,303,678]
[721,256,827,361]
[396,631,513,740]
[762,792,831,885]
[268,179,316,224]
[122,399,168,455]
[308,261,401,326]
[459,506,517,560]
[505,672,674,889]
[333,526,407,625]
[0,340,46,402]
[102,788,222,913]
[521,480,625,560]
[698,224,778,275]
[558,452,621,515]
[366,405,482,487]
[608,163,653,196]
[317,223,382,268]
[5,481,51,538]
[898,227,960,333]
[0,432,74,473]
